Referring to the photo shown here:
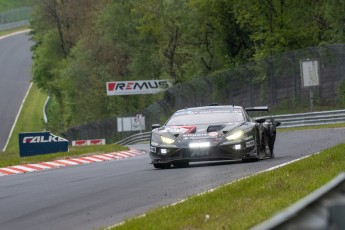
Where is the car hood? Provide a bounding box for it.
[155,122,244,140]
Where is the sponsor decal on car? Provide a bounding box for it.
[160,144,177,148]
[244,135,254,141]
[246,140,255,148]
[163,126,196,134]
[183,133,208,140]
[208,132,219,137]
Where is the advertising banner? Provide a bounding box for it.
[117,114,145,132]
[106,80,172,96]
[300,59,320,112]
[300,59,320,87]
[19,132,69,157]
[72,139,106,146]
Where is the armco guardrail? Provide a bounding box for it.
[0,7,33,32]
[116,109,345,145]
[252,173,345,230]
[0,20,29,31]
[115,132,151,145]
[265,109,345,128]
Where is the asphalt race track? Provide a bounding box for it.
[0,32,33,151]
[1,128,345,230]
[1,31,345,230]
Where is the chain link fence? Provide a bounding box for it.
[65,44,345,143]
[0,7,32,31]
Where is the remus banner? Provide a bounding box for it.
[106,80,172,96]
[19,131,69,157]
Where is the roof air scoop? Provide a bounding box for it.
[207,125,225,132]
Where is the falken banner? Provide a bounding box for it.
[19,131,69,157]
[106,80,172,96]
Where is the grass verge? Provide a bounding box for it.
[0,26,29,36]
[278,122,345,132]
[111,144,345,230]
[0,83,127,168]
[4,83,44,153]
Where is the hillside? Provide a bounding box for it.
[29,0,345,135]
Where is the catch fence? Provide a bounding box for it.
[65,44,345,143]
[0,7,32,31]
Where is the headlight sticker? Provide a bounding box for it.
[151,141,159,146]
[246,140,255,148]
[150,146,157,153]
[243,135,253,141]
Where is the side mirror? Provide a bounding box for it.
[255,118,266,124]
[276,121,281,127]
[152,124,161,130]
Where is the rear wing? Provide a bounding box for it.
[245,106,269,112]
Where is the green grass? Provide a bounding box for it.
[0,83,128,168]
[269,105,342,115]
[0,0,32,12]
[278,122,345,132]
[0,26,30,36]
[111,144,345,230]
[4,83,45,153]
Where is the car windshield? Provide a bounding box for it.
[165,109,245,126]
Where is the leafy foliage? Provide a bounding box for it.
[30,0,345,131]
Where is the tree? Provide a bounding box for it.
[323,0,345,43]
[232,0,329,58]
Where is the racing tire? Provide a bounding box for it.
[268,135,276,158]
[242,133,260,163]
[173,162,189,168]
[153,163,171,169]
[264,135,275,159]
[261,132,275,159]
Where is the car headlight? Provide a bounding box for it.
[226,130,244,141]
[161,136,175,144]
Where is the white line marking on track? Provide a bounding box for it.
[0,29,31,40]
[108,152,320,228]
[2,83,32,152]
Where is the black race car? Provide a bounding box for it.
[149,105,280,169]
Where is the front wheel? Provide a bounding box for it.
[264,135,274,158]
[153,163,171,169]
[173,162,189,168]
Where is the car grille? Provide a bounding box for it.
[172,147,230,159]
